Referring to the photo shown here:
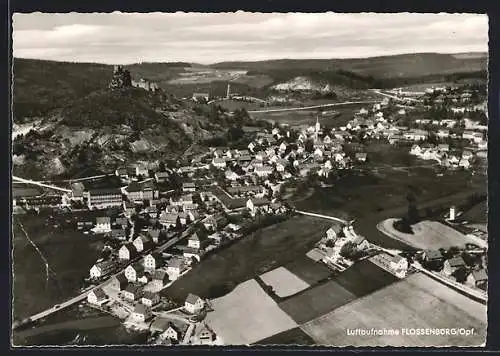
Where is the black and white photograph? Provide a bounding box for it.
[11,12,488,347]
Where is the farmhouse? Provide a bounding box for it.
[196,323,217,345]
[161,323,181,342]
[326,225,342,240]
[185,293,204,314]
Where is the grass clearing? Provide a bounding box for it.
[278,280,356,324]
[205,279,297,345]
[284,256,333,285]
[259,267,310,298]
[300,273,486,346]
[254,327,315,345]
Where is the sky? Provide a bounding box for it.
[12,12,488,65]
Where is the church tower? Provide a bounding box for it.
[226,83,231,99]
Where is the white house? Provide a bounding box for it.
[87,287,108,306]
[89,261,114,279]
[94,217,111,233]
[125,264,145,282]
[254,165,274,177]
[119,244,137,261]
[131,303,152,324]
[185,293,205,314]
[166,258,185,281]
[143,253,162,271]
[410,144,422,156]
[225,170,239,181]
[212,158,227,168]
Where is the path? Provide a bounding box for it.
[248,100,377,114]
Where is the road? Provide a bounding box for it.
[369,89,419,103]
[294,210,348,225]
[12,176,72,193]
[247,100,377,114]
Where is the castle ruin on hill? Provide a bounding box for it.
[109,65,132,90]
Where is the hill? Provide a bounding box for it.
[210,53,487,78]
[12,86,192,179]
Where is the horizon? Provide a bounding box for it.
[12,51,489,67]
[13,12,488,65]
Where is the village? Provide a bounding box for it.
[12,80,488,345]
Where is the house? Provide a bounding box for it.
[410,144,422,156]
[125,263,145,282]
[443,256,466,276]
[110,228,127,241]
[225,170,239,181]
[87,287,108,306]
[466,269,488,290]
[404,129,429,141]
[182,182,197,192]
[143,253,163,271]
[130,303,152,323]
[122,284,143,301]
[125,182,144,202]
[115,167,130,181]
[187,232,207,250]
[134,163,149,177]
[246,198,270,215]
[355,152,367,162]
[196,323,217,345]
[185,293,204,314]
[437,144,450,152]
[137,272,152,284]
[212,157,227,168]
[89,260,115,279]
[109,273,128,291]
[254,165,274,177]
[192,92,209,102]
[436,129,450,139]
[462,150,474,160]
[159,212,180,229]
[166,258,185,281]
[141,291,160,307]
[459,158,471,169]
[326,225,342,240]
[275,159,288,172]
[161,323,181,341]
[151,270,170,291]
[94,217,111,233]
[87,188,123,209]
[462,130,476,140]
[147,228,162,244]
[119,243,138,261]
[352,236,370,250]
[389,255,409,278]
[422,250,443,263]
[154,171,170,183]
[133,234,153,253]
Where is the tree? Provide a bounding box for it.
[158,161,166,172]
[452,266,469,283]
[340,241,363,261]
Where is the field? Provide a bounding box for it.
[300,273,486,346]
[278,261,397,324]
[284,256,333,285]
[205,279,297,345]
[259,267,310,298]
[278,280,356,324]
[461,201,487,224]
[250,103,367,128]
[379,219,486,250]
[162,216,331,303]
[255,327,315,345]
[12,213,103,320]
